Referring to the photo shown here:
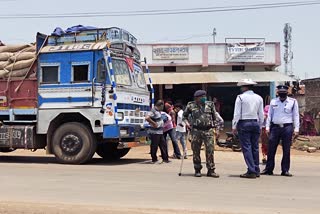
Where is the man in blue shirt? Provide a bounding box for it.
[232,79,264,179]
[262,85,299,177]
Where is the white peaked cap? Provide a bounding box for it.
[237,79,257,86]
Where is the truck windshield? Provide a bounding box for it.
[134,64,146,89]
[112,58,132,86]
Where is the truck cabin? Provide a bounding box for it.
[37,27,150,141]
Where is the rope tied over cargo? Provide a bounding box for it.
[0,44,37,94]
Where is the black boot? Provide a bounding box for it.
[261,169,274,175]
[240,172,257,179]
[281,171,293,177]
[207,169,219,178]
[194,170,201,177]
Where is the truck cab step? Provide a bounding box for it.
[3,120,37,124]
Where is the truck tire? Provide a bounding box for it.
[96,144,130,161]
[52,122,96,164]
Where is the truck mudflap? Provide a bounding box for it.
[0,125,39,149]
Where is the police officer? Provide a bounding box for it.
[183,90,219,178]
[232,79,264,179]
[262,85,299,177]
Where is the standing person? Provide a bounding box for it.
[262,85,299,177]
[164,102,182,159]
[261,105,270,164]
[174,103,188,159]
[183,90,219,178]
[201,111,224,150]
[232,79,264,179]
[214,111,224,143]
[213,97,221,113]
[145,100,170,164]
[162,110,177,158]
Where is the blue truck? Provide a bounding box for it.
[0,27,151,164]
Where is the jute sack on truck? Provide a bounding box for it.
[6,67,30,78]
[0,61,9,70]
[22,46,36,52]
[0,68,9,78]
[0,53,14,61]
[9,52,35,62]
[4,58,34,71]
[0,44,31,53]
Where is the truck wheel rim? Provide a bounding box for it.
[61,134,83,156]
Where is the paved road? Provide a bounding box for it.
[0,147,319,214]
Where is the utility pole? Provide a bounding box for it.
[212,28,217,44]
[283,23,293,76]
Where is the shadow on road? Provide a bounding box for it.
[0,155,150,166]
[177,173,196,177]
[228,174,241,178]
[0,155,57,164]
[90,158,150,166]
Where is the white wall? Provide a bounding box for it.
[149,65,270,73]
[138,43,279,66]
[147,66,202,73]
[208,44,226,64]
[139,44,203,65]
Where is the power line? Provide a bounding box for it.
[169,34,212,42]
[2,2,319,18]
[3,1,317,16]
[0,1,319,19]
[146,33,211,43]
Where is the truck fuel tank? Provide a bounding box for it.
[0,125,42,149]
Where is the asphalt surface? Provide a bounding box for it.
[0,147,319,214]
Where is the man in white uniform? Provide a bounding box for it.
[232,79,264,179]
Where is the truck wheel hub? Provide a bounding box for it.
[61,134,82,155]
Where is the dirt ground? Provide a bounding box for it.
[0,202,225,214]
[0,136,320,214]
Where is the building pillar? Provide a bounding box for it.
[159,84,163,100]
[270,82,276,99]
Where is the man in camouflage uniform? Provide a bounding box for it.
[183,90,219,178]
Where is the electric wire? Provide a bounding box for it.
[0,1,319,19]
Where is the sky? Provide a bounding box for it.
[0,0,319,79]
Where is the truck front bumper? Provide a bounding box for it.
[103,124,148,140]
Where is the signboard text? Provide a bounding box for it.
[152,46,189,60]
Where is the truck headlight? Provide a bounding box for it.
[116,112,124,121]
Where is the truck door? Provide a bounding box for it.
[69,52,95,107]
[94,57,109,107]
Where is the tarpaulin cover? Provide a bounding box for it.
[51,25,98,36]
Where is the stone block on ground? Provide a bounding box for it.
[307,147,317,153]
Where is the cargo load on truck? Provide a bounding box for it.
[0,42,37,111]
[0,44,36,79]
